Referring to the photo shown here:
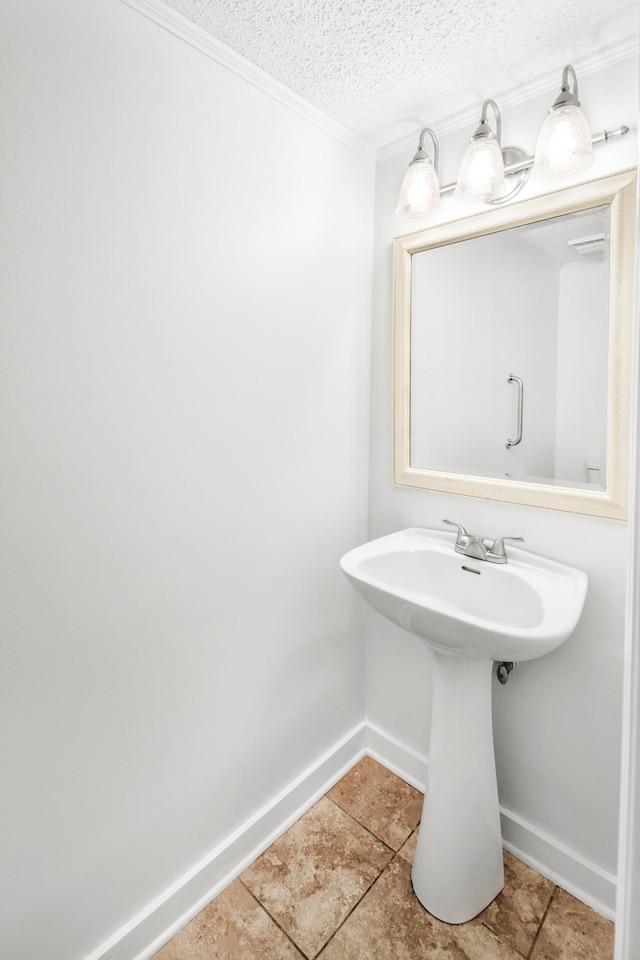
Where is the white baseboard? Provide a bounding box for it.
[500,809,617,921]
[88,718,616,959]
[87,722,367,960]
[365,721,427,791]
[366,722,617,920]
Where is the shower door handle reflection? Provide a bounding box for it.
[506,375,523,448]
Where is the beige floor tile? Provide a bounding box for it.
[478,850,555,956]
[326,755,423,850]
[151,880,302,960]
[531,887,614,960]
[318,856,522,960]
[240,795,393,958]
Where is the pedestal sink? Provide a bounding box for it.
[340,527,588,924]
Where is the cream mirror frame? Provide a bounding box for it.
[393,169,637,520]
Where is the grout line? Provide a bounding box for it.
[479,920,530,959]
[238,879,310,960]
[314,855,399,958]
[527,886,558,959]
[483,921,529,959]
[479,907,529,958]
[324,794,398,855]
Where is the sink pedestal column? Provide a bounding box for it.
[412,650,504,923]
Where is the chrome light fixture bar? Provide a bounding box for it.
[397,64,629,216]
[437,126,629,198]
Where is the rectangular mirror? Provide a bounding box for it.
[393,170,636,519]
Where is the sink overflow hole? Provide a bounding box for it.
[462,565,481,575]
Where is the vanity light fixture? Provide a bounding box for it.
[535,65,593,180]
[395,127,440,216]
[396,64,628,217]
[455,99,506,202]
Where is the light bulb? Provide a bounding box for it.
[535,66,594,181]
[396,158,440,216]
[396,127,440,217]
[455,136,506,202]
[535,103,593,180]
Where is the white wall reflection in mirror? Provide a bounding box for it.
[410,205,610,489]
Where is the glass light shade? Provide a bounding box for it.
[455,136,506,202]
[396,158,440,216]
[534,104,593,180]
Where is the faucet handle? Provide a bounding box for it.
[488,535,524,562]
[443,519,468,544]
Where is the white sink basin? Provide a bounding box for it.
[340,527,587,662]
[340,526,588,925]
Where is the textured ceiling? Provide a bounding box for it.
[160,0,638,148]
[513,206,610,265]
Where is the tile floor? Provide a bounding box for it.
[153,756,614,960]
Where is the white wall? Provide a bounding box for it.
[369,55,637,912]
[556,258,610,484]
[0,3,374,959]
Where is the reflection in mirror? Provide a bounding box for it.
[393,170,636,519]
[410,205,610,489]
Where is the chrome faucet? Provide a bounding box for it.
[443,520,524,564]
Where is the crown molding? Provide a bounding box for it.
[377,40,639,163]
[117,0,376,162]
